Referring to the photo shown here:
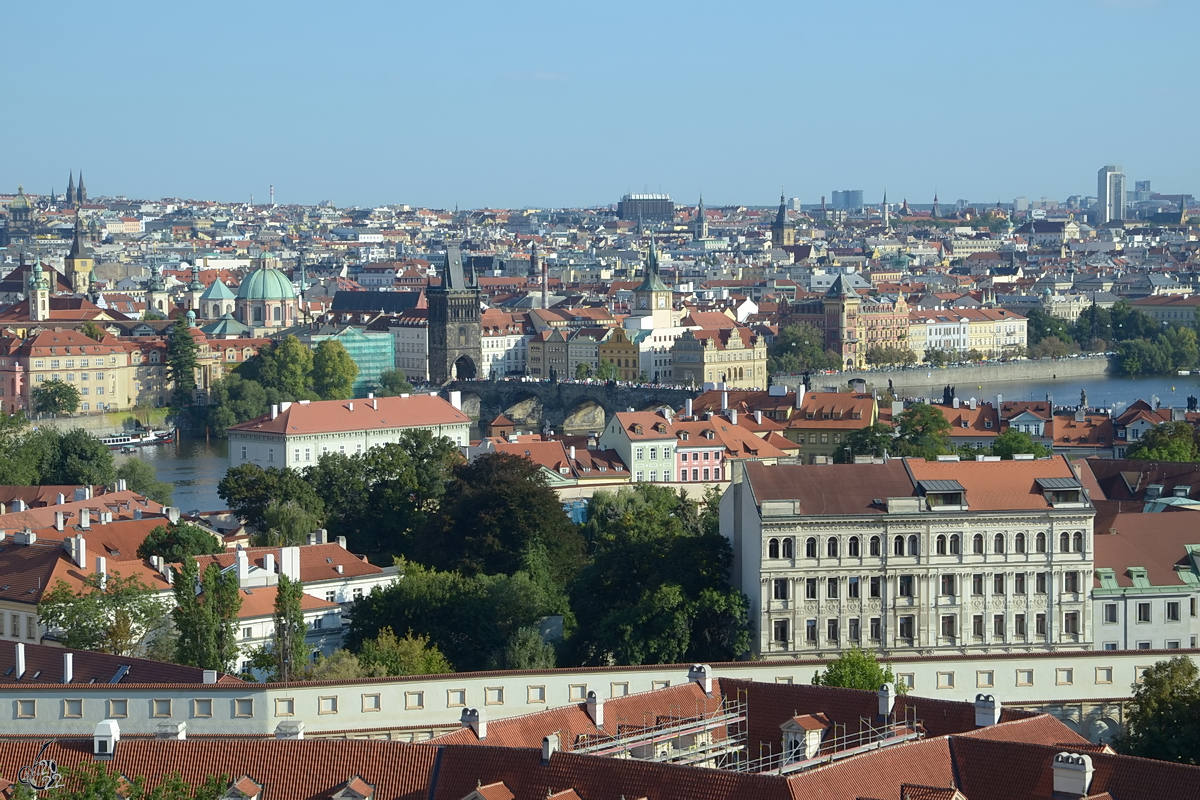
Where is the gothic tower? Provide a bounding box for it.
[694,194,709,241]
[931,192,940,220]
[66,172,75,209]
[76,172,86,206]
[770,191,794,247]
[64,213,95,294]
[428,245,482,384]
[633,236,674,328]
[822,274,862,369]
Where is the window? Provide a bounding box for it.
[805,578,817,599]
[1057,668,1074,685]
[1167,601,1181,622]
[869,617,881,640]
[827,537,839,558]
[937,672,955,689]
[353,588,363,600]
[805,619,817,642]
[827,619,839,642]
[153,699,172,718]
[870,536,881,556]
[768,538,779,559]
[405,691,424,710]
[849,618,860,640]
[848,577,860,598]
[941,614,956,638]
[893,535,905,556]
[972,534,984,554]
[773,579,788,600]
[950,534,960,555]
[936,535,946,555]
[63,699,83,718]
[1103,603,1118,624]
[1073,531,1083,552]
[826,578,839,599]
[972,574,984,595]
[1035,613,1047,635]
[318,696,339,714]
[1035,532,1046,553]
[527,685,546,703]
[898,615,914,640]
[782,538,793,558]
[1015,573,1026,594]
[190,698,212,718]
[447,689,467,707]
[898,575,914,597]
[1137,641,1151,650]
[242,627,252,639]
[1016,669,1034,687]
[1059,532,1070,553]
[993,534,1004,554]
[773,620,790,643]
[869,577,881,598]
[1096,667,1113,684]
[977,670,994,688]
[1064,571,1079,593]
[1137,602,1151,623]
[994,574,1005,595]
[1015,532,1026,553]
[16,699,35,719]
[972,614,984,638]
[1036,572,1047,594]
[907,535,918,556]
[897,673,915,690]
[993,614,1005,637]
[108,699,128,718]
[235,698,254,718]
[1167,640,1181,649]
[325,591,336,603]
[848,536,860,557]
[1015,613,1026,636]
[940,574,956,596]
[806,537,817,558]
[1193,598,1197,617]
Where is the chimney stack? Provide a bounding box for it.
[974,693,1001,726]
[1052,753,1094,797]
[541,733,559,765]
[877,683,896,718]
[271,404,279,420]
[203,669,217,684]
[264,553,276,574]
[569,445,576,461]
[156,721,186,740]
[336,536,347,549]
[63,652,73,683]
[15,642,25,679]
[729,409,738,426]
[755,410,763,424]
[95,556,107,590]
[721,391,728,411]
[461,708,486,739]
[685,398,693,418]
[54,510,64,531]
[795,385,806,410]
[688,663,713,695]
[585,691,604,727]
[449,390,462,411]
[80,508,90,529]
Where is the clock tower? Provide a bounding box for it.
[632,237,673,327]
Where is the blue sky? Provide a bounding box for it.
[3,0,1195,209]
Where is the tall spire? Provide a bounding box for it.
[76,172,86,206]
[931,192,940,219]
[66,172,75,208]
[694,193,708,240]
[882,190,890,230]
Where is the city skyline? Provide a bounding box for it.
[2,0,1197,208]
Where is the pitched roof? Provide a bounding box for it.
[905,456,1080,512]
[0,640,241,686]
[744,460,914,515]
[228,395,469,436]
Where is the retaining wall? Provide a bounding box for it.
[779,356,1114,393]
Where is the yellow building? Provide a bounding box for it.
[63,214,94,294]
[598,327,640,381]
[671,326,767,388]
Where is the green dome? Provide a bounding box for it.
[236,267,295,301]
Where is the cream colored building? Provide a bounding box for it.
[672,327,767,388]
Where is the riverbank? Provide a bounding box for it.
[29,408,174,435]
[778,356,1114,393]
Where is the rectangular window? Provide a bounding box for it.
[193,699,213,718]
[897,673,915,690]
[993,614,1005,637]
[1167,601,1181,622]
[63,699,83,718]
[16,699,35,718]
[1096,667,1113,684]
[804,619,817,642]
[940,574,956,596]
[1064,571,1079,593]
[805,578,817,599]
[1064,611,1080,634]
[235,698,253,718]
[1103,603,1118,624]
[899,615,914,640]
[773,579,788,600]
[848,577,860,598]
[569,685,588,702]
[1167,640,1181,649]
[1104,642,1118,651]
[527,685,546,704]
[826,578,839,599]
[1016,669,1034,687]
[447,689,466,707]
[937,671,955,689]
[1036,572,1047,594]
[869,617,881,640]
[898,575,914,597]
[1057,668,1074,685]
[849,617,860,640]
[972,614,984,638]
[1137,602,1151,623]
[485,687,504,705]
[827,618,839,642]
[1035,613,1047,635]
[941,614,956,638]
[870,577,881,598]
[152,699,172,718]
[1015,613,1026,636]
[318,696,338,714]
[977,670,994,688]
[972,574,984,595]
[404,691,424,710]
[108,699,128,718]
[993,574,1005,595]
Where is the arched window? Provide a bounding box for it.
[273,306,281,321]
[212,303,220,318]
[768,538,779,559]
[805,537,817,558]
[1036,532,1046,553]
[936,535,947,555]
[827,537,839,558]
[1015,533,1026,553]
[1059,532,1070,553]
[907,535,919,556]
[972,534,984,555]
[950,534,961,555]
[848,536,860,557]
[993,534,1005,554]
[1073,531,1083,552]
[782,538,794,559]
[893,535,905,556]
[869,536,881,557]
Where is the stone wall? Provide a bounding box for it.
[778,356,1114,393]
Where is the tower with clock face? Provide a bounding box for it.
[632,236,673,327]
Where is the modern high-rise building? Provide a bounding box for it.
[1097,165,1126,224]
[617,193,674,223]
[831,189,864,211]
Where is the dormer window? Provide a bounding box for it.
[1036,477,1084,506]
[919,480,967,511]
[633,424,643,435]
[985,419,993,429]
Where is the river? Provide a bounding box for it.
[129,371,1200,514]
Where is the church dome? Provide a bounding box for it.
[236,267,295,301]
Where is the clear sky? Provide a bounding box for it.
[3,0,1196,210]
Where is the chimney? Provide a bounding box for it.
[336,564,344,574]
[15,642,25,679]
[336,536,347,549]
[264,553,276,574]
[729,409,738,426]
[54,510,65,531]
[877,683,896,718]
[156,721,186,740]
[569,445,576,461]
[80,508,90,529]
[1052,753,1094,797]
[166,507,180,524]
[275,721,305,740]
[348,401,354,411]
[236,550,250,585]
[372,395,378,410]
[541,733,559,765]
[56,492,65,505]
[13,498,24,512]
[318,528,328,544]
[685,398,693,417]
[721,391,728,410]
[116,479,127,492]
[995,393,1003,411]
[974,693,1001,727]
[795,385,806,410]
[202,669,217,684]
[95,556,107,590]
[271,404,279,420]
[585,691,604,727]
[969,397,977,411]
[755,410,763,424]
[449,390,462,410]
[63,652,73,683]
[461,707,486,739]
[94,719,120,758]
[952,397,960,409]
[688,663,713,695]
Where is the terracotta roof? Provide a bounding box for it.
[228,395,469,436]
[905,456,1080,512]
[1093,511,1199,588]
[744,460,914,515]
[474,782,515,800]
[611,411,675,441]
[0,640,240,686]
[193,543,383,583]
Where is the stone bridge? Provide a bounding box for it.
[441,380,700,434]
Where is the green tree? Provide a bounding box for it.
[253,573,308,682]
[1126,421,1200,462]
[1160,325,1200,371]
[1025,308,1073,347]
[242,335,315,398]
[375,369,415,397]
[117,457,174,504]
[1114,655,1200,764]
[1116,338,1170,376]
[171,556,243,672]
[32,379,81,416]
[306,649,371,680]
[596,358,618,381]
[79,320,106,341]
[256,499,323,546]
[357,626,453,675]
[811,647,900,691]
[137,521,222,563]
[989,429,1051,459]
[44,428,116,485]
[837,423,895,462]
[166,316,199,407]
[894,403,951,459]
[1029,336,1077,359]
[39,573,167,656]
[218,464,325,531]
[500,626,557,670]
[768,322,836,375]
[312,339,358,400]
[418,452,586,584]
[204,373,270,434]
[574,362,593,380]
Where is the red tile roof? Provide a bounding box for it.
[227,395,469,436]
[0,640,241,686]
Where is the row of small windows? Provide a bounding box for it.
[767,531,1087,560]
[771,610,1082,645]
[772,570,1082,600]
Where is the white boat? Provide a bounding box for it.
[101,429,175,450]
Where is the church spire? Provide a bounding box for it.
[76,172,86,206]
[66,172,75,208]
[882,190,890,230]
[932,191,940,219]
